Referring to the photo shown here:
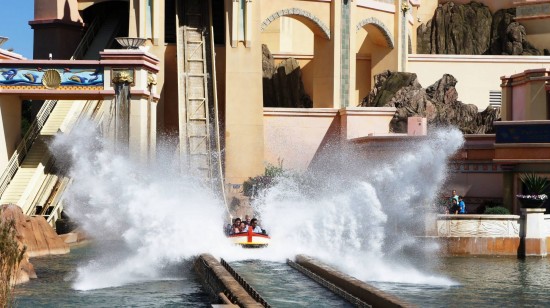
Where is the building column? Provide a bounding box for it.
[101,50,160,164]
[224,0,264,184]
[0,96,21,172]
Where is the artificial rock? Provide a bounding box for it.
[417,2,541,55]
[360,70,500,134]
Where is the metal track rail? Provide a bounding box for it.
[220,258,272,308]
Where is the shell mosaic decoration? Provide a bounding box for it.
[0,67,104,89]
[42,69,62,89]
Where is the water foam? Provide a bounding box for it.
[51,121,246,290]
[244,127,464,286]
[51,122,463,289]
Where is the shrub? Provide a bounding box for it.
[519,173,550,195]
[484,206,510,215]
[242,160,285,198]
[0,215,26,307]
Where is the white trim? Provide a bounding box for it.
[409,54,550,63]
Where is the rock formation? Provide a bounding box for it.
[262,44,313,108]
[360,70,500,134]
[1,204,70,284]
[417,2,541,55]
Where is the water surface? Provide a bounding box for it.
[372,256,550,307]
[15,245,210,307]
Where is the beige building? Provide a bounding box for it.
[2,0,550,215]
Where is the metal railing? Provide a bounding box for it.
[71,14,106,60]
[0,100,58,197]
[220,258,271,308]
[0,9,105,200]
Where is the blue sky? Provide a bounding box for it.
[1,2,34,58]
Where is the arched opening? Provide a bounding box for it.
[260,9,332,108]
[355,18,394,105]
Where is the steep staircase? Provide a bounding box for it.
[176,0,225,200]
[0,11,118,228]
[0,101,100,219]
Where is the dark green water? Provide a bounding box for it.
[14,245,210,307]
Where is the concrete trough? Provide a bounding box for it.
[294,254,414,308]
[194,253,264,308]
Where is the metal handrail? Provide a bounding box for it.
[0,100,58,197]
[208,0,230,220]
[71,14,106,60]
[0,12,105,199]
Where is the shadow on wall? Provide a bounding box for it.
[262,44,313,108]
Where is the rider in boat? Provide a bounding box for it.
[243,218,263,234]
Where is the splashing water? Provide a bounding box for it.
[50,121,247,290]
[51,121,463,290]
[248,127,465,286]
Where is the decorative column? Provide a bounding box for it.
[101,50,160,164]
[340,0,351,108]
[112,71,133,153]
[245,0,253,47]
[519,208,547,257]
[398,0,410,72]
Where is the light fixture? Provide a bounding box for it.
[115,37,147,49]
[0,36,8,48]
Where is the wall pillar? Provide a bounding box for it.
[0,96,21,172]
[224,0,264,184]
[519,208,547,257]
[101,50,160,164]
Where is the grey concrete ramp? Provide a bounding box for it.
[194,254,264,308]
[294,255,415,308]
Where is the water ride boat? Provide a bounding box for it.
[228,227,270,248]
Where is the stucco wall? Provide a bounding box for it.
[263,108,339,171]
[447,172,503,199]
[408,55,550,110]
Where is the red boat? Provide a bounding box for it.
[228,227,270,248]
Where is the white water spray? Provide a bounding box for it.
[51,121,247,290]
[244,127,464,286]
[51,121,463,289]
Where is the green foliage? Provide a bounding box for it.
[21,100,33,138]
[484,206,510,215]
[243,160,284,197]
[520,173,550,195]
[0,213,26,307]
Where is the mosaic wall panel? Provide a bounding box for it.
[0,67,104,90]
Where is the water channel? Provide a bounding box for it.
[16,244,550,307]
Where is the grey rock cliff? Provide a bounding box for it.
[361,70,500,134]
[417,2,541,55]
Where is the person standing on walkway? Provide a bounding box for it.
[458,196,466,214]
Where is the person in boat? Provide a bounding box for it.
[238,222,246,233]
[232,218,242,234]
[243,218,263,234]
[243,215,251,226]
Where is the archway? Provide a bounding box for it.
[355,17,394,106]
[260,8,332,108]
